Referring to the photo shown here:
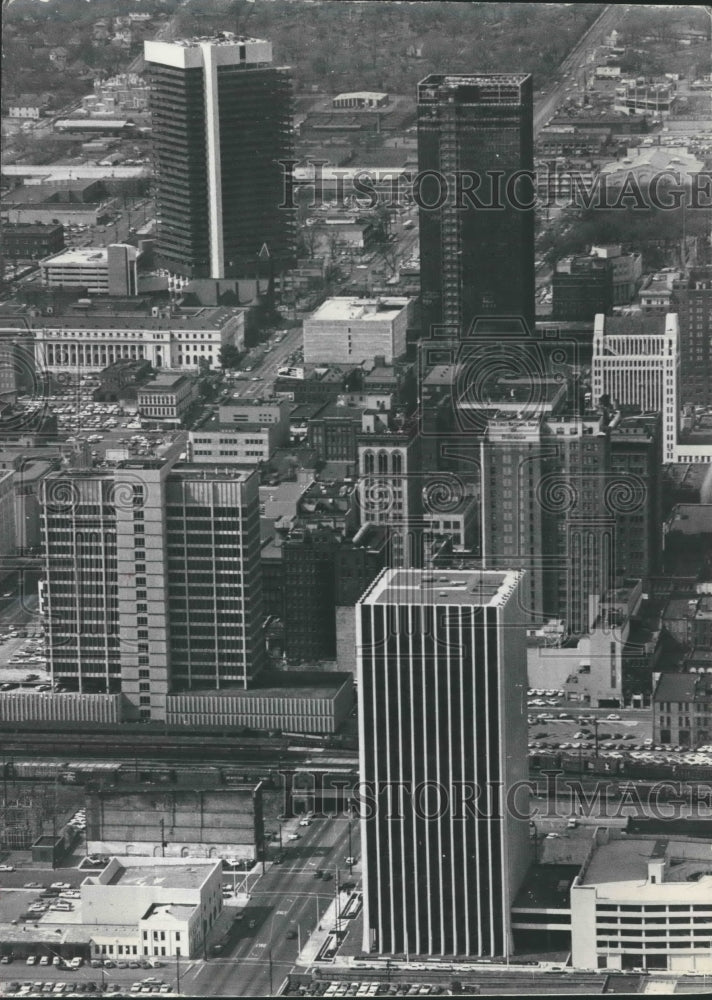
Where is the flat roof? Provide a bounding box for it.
[141,373,188,389]
[42,245,137,267]
[173,671,352,701]
[362,568,523,608]
[308,296,411,323]
[513,864,580,911]
[142,902,196,922]
[583,837,712,896]
[36,306,242,331]
[107,862,212,889]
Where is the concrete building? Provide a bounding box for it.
[571,828,712,972]
[86,785,264,861]
[164,671,353,733]
[564,579,643,707]
[189,398,291,464]
[144,34,295,279]
[33,304,245,373]
[592,313,680,463]
[40,244,139,297]
[356,568,531,957]
[82,856,222,961]
[136,373,196,422]
[653,670,712,747]
[40,456,265,719]
[613,79,675,117]
[303,297,413,365]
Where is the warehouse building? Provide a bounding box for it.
[86,785,263,861]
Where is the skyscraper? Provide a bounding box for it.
[417,74,535,339]
[144,34,295,279]
[356,568,531,957]
[41,457,265,719]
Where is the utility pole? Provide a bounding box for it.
[268,947,273,995]
[175,952,180,996]
[160,818,165,858]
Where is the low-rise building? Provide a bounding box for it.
[653,670,712,747]
[33,303,245,373]
[571,828,712,972]
[332,91,389,109]
[3,222,64,260]
[40,244,139,296]
[136,373,196,422]
[82,856,222,961]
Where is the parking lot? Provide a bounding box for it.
[525,688,712,768]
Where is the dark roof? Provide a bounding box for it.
[653,672,702,703]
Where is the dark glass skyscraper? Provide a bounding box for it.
[145,34,295,280]
[417,74,535,339]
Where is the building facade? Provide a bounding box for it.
[653,671,712,748]
[144,34,295,279]
[40,456,265,719]
[33,306,245,374]
[592,313,680,463]
[671,266,712,407]
[303,297,413,365]
[40,244,139,297]
[356,568,531,957]
[571,829,712,973]
[417,74,535,338]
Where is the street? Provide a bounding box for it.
[189,816,359,997]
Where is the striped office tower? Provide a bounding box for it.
[356,568,531,957]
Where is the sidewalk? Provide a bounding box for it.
[296,891,352,966]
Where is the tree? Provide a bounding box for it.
[218,344,243,370]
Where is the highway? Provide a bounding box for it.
[187,816,358,997]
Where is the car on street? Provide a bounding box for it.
[0,864,16,872]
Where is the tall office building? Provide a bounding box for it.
[41,456,265,719]
[592,312,679,463]
[417,74,535,339]
[356,568,531,957]
[671,266,712,407]
[144,34,295,279]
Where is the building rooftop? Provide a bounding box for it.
[597,312,668,336]
[140,373,189,390]
[362,568,523,608]
[308,296,411,323]
[141,902,196,923]
[666,505,712,534]
[35,305,243,332]
[174,670,352,701]
[41,245,138,267]
[582,836,712,897]
[106,862,214,889]
[513,864,580,911]
[653,671,712,703]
